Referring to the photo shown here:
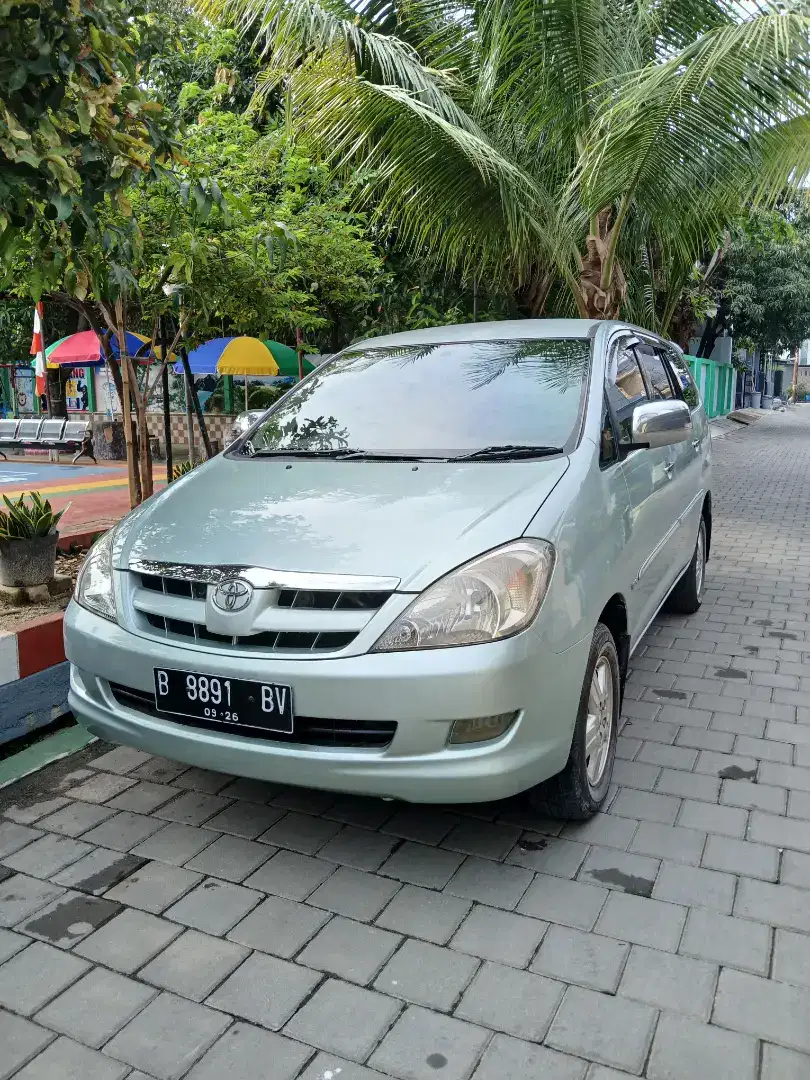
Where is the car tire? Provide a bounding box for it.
[528,622,620,821]
[668,517,707,615]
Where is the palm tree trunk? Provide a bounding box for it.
[578,209,627,320]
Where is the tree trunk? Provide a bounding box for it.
[577,208,627,320]
[521,269,552,317]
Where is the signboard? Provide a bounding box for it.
[13,368,35,414]
[66,367,90,412]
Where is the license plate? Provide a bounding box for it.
[153,668,294,734]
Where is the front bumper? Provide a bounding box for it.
[65,602,590,803]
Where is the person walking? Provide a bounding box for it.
[72,432,96,464]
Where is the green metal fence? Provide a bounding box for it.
[684,354,735,419]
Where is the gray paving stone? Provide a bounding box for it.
[186,1022,311,1080]
[286,978,401,1062]
[713,967,810,1053]
[471,1034,587,1080]
[369,1004,489,1080]
[518,874,608,930]
[702,834,778,880]
[13,1035,129,1080]
[80,811,165,852]
[455,959,563,1041]
[734,876,810,932]
[89,746,153,774]
[507,835,589,878]
[322,795,397,831]
[618,944,717,1018]
[130,757,189,784]
[164,878,261,935]
[710,712,768,738]
[298,915,401,985]
[106,780,179,814]
[271,788,336,815]
[561,814,638,851]
[297,1054,390,1080]
[531,924,629,992]
[656,768,721,802]
[721,779,787,813]
[317,826,399,871]
[1,871,65,930]
[636,741,698,770]
[375,938,478,1010]
[18,890,120,948]
[104,991,231,1079]
[646,1012,758,1080]
[170,767,234,794]
[595,891,687,952]
[0,821,41,858]
[450,903,546,968]
[788,789,810,819]
[652,861,736,913]
[749,810,810,854]
[675,727,734,752]
[759,761,810,792]
[139,928,249,1000]
[307,866,400,922]
[761,1043,810,1080]
[228,893,329,959]
[243,850,334,899]
[443,856,533,910]
[131,823,218,866]
[0,1009,55,1080]
[380,807,460,846]
[184,835,273,883]
[257,811,343,853]
[52,849,145,896]
[217,777,282,803]
[375,885,471,946]
[677,799,747,837]
[0,927,27,964]
[74,907,183,973]
[378,842,465,890]
[202,801,284,839]
[35,966,156,1047]
[0,940,89,1015]
[781,849,810,888]
[3,833,91,878]
[679,908,771,974]
[64,773,137,804]
[577,846,660,897]
[206,951,320,1029]
[610,788,681,824]
[629,821,706,866]
[155,792,232,826]
[440,820,521,861]
[772,928,810,989]
[105,861,201,914]
[36,802,115,837]
[3,797,70,825]
[546,985,657,1074]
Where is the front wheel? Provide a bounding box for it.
[668,517,707,615]
[528,622,620,821]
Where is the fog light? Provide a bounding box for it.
[449,713,517,745]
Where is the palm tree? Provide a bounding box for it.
[203,0,810,333]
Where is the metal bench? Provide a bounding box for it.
[40,419,67,445]
[0,420,20,461]
[17,419,44,445]
[0,418,92,460]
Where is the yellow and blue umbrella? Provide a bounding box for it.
[177,336,280,411]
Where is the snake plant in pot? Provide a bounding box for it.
[0,492,65,587]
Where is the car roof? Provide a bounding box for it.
[353,318,606,350]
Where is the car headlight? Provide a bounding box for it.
[74,529,116,622]
[372,539,555,652]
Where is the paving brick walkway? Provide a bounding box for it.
[2,408,810,1080]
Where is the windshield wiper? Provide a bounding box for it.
[453,444,565,461]
[246,447,448,461]
[246,447,365,458]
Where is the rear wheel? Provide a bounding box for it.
[528,622,619,820]
[668,517,707,615]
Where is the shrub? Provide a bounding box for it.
[0,493,65,540]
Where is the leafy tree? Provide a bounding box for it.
[208,0,810,329]
[0,0,178,270]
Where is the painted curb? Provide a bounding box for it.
[0,611,70,746]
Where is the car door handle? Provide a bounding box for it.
[692,439,701,450]
[663,461,675,476]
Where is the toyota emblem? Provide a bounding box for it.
[213,577,253,613]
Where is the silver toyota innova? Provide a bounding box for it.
[65,319,711,819]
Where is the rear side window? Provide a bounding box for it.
[665,351,700,409]
[636,345,675,400]
[607,341,648,441]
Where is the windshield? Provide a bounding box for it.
[240,338,590,457]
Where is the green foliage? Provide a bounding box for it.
[790,381,808,401]
[725,203,810,354]
[0,0,179,274]
[171,459,202,479]
[0,493,65,540]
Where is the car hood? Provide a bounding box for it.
[117,454,569,590]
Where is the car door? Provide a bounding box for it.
[605,338,679,634]
[663,346,708,564]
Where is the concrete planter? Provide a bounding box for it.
[0,531,58,587]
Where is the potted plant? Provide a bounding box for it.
[0,492,65,587]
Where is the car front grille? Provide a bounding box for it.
[109,683,397,749]
[131,571,393,655]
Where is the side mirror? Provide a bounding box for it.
[623,399,692,454]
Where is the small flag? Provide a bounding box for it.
[31,303,46,397]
